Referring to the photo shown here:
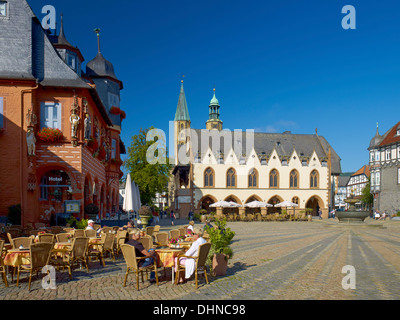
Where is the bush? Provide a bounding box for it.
[204,217,235,267]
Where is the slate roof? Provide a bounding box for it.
[0,0,90,89]
[180,129,342,174]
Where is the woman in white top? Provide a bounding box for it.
[187,220,195,235]
[175,227,207,283]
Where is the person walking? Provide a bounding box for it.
[170,210,176,226]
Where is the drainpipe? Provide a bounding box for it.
[20,81,39,227]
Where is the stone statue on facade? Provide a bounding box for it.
[69,109,80,139]
[84,114,91,140]
[26,127,36,156]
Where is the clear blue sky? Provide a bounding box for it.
[31,0,400,173]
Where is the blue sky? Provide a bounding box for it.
[30,0,400,173]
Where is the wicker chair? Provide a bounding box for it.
[73,229,85,237]
[50,237,89,279]
[7,229,19,242]
[145,226,154,237]
[38,233,55,243]
[101,232,116,262]
[29,230,40,236]
[152,225,160,237]
[16,242,53,290]
[115,230,127,255]
[50,226,63,234]
[178,228,186,237]
[11,237,33,249]
[102,227,112,234]
[63,227,74,233]
[84,229,97,238]
[155,232,169,246]
[175,242,211,288]
[169,229,180,240]
[121,244,160,290]
[0,240,8,287]
[139,235,153,251]
[34,223,46,229]
[87,233,106,267]
[56,233,72,243]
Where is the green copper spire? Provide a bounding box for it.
[174,80,190,121]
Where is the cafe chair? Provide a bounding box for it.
[50,226,63,234]
[178,228,186,237]
[152,225,160,238]
[121,244,160,290]
[38,233,55,244]
[145,226,154,237]
[102,227,112,234]
[29,230,40,237]
[155,232,169,246]
[139,235,153,251]
[0,240,8,287]
[169,229,180,240]
[84,229,97,238]
[7,230,19,243]
[50,237,89,279]
[56,233,72,243]
[101,232,116,262]
[34,223,46,229]
[11,237,33,249]
[175,242,211,289]
[73,229,85,237]
[16,242,53,291]
[115,230,127,256]
[62,227,74,233]
[87,233,107,267]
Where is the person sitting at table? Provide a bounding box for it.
[86,220,102,234]
[119,220,135,231]
[126,228,157,283]
[187,220,195,235]
[175,227,207,284]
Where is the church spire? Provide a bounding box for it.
[174,80,190,121]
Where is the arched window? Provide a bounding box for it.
[248,169,258,188]
[292,196,299,205]
[310,170,319,188]
[227,168,236,188]
[204,168,214,187]
[290,170,299,188]
[269,169,279,188]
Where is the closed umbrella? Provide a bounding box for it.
[123,173,134,212]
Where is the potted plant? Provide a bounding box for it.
[37,127,63,142]
[199,209,207,222]
[139,205,152,228]
[204,217,235,276]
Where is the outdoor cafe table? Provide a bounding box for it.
[155,247,185,283]
[4,248,30,267]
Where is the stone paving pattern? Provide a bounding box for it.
[1,218,400,300]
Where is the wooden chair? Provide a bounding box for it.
[169,229,180,240]
[50,237,89,279]
[121,244,160,290]
[62,227,74,233]
[29,230,40,237]
[84,229,97,238]
[56,233,72,243]
[175,242,211,288]
[7,229,19,241]
[16,242,53,291]
[139,235,153,251]
[145,226,154,237]
[93,224,101,231]
[11,237,33,249]
[102,227,112,234]
[155,232,169,246]
[73,229,85,237]
[38,233,55,244]
[0,240,8,287]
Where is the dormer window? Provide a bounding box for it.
[66,53,76,71]
[0,1,7,17]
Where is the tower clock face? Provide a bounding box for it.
[0,2,6,16]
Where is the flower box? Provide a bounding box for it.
[37,128,63,142]
[109,106,120,115]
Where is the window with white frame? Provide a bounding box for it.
[376,150,380,161]
[376,172,380,186]
[0,1,7,17]
[40,102,61,129]
[386,149,391,161]
[370,151,375,162]
[66,52,76,71]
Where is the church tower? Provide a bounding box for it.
[174,80,191,165]
[206,88,223,131]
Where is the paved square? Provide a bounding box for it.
[1,219,399,300]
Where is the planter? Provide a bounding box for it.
[307,214,312,222]
[139,215,150,228]
[200,215,207,223]
[212,253,228,276]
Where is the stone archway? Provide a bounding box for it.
[305,195,325,216]
[267,195,284,214]
[198,195,217,213]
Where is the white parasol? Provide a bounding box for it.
[274,200,298,208]
[123,173,134,212]
[244,200,273,208]
[210,201,236,208]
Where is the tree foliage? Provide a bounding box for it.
[361,177,374,205]
[124,127,171,205]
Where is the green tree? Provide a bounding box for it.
[124,127,171,205]
[361,177,374,208]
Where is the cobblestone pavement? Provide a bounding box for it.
[1,218,400,300]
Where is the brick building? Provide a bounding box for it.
[0,0,126,226]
